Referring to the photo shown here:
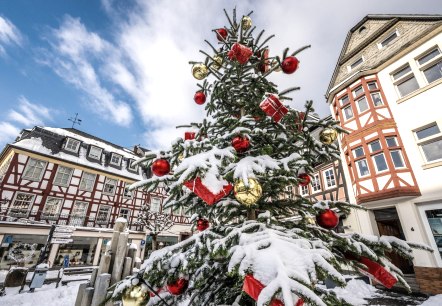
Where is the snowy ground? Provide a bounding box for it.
[0,278,440,305]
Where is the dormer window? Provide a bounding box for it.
[378,30,399,49]
[64,138,80,153]
[88,146,102,160]
[127,159,138,171]
[110,153,122,166]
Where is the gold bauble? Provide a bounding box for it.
[241,16,252,31]
[122,284,149,306]
[271,59,282,72]
[178,153,184,162]
[212,55,223,70]
[234,178,262,206]
[319,128,338,145]
[192,63,209,80]
[305,216,316,225]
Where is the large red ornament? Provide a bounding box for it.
[259,94,288,123]
[281,56,300,74]
[194,91,206,105]
[358,257,397,289]
[232,136,250,153]
[196,218,210,231]
[216,28,228,41]
[297,173,310,187]
[151,159,170,176]
[243,274,304,306]
[258,49,270,73]
[185,132,196,140]
[316,209,339,229]
[228,43,253,64]
[167,278,189,295]
[184,177,233,205]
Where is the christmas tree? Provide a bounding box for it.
[111,9,431,306]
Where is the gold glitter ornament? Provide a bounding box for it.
[234,178,262,206]
[212,55,223,70]
[241,16,252,31]
[305,216,316,225]
[319,128,338,145]
[122,284,149,306]
[192,63,209,80]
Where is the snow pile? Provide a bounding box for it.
[331,279,377,305]
[421,294,442,306]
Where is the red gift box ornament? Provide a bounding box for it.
[358,257,397,289]
[184,177,233,205]
[259,94,288,123]
[228,43,253,64]
[243,274,304,306]
[184,131,196,140]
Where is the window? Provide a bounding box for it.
[54,166,73,186]
[417,47,442,84]
[424,209,442,260]
[97,205,111,224]
[42,197,63,218]
[371,92,383,106]
[150,197,161,212]
[79,172,96,191]
[392,64,419,97]
[110,153,122,166]
[10,193,35,217]
[343,105,354,120]
[64,138,80,153]
[379,31,398,48]
[88,146,102,160]
[355,159,370,177]
[415,123,442,162]
[23,158,47,181]
[367,82,378,90]
[324,169,336,188]
[349,57,363,70]
[353,146,364,158]
[300,185,308,195]
[311,174,321,192]
[390,150,405,168]
[124,186,132,198]
[69,201,88,226]
[339,95,349,106]
[386,137,398,147]
[119,208,130,221]
[356,96,369,113]
[103,178,117,195]
[353,86,364,98]
[373,153,388,172]
[128,159,138,171]
[369,140,382,152]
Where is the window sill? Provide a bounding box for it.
[397,78,442,104]
[422,160,442,170]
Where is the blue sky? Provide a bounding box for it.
[0,0,441,150]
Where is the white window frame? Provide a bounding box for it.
[323,168,336,189]
[339,95,349,106]
[103,178,117,195]
[123,186,132,199]
[368,140,382,153]
[64,138,81,153]
[79,172,96,191]
[23,158,47,181]
[110,153,122,166]
[53,165,74,187]
[372,152,389,173]
[119,208,131,221]
[343,105,354,121]
[127,159,138,172]
[42,197,63,218]
[69,201,89,226]
[88,146,102,160]
[355,158,370,177]
[413,122,442,164]
[416,45,442,85]
[391,64,419,98]
[377,29,399,49]
[150,197,161,213]
[367,81,378,91]
[352,85,364,98]
[300,184,308,195]
[97,205,112,224]
[311,174,321,193]
[356,96,369,113]
[386,136,398,147]
[390,150,405,169]
[353,146,365,158]
[417,203,442,266]
[370,92,384,107]
[10,192,35,217]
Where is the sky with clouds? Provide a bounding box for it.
[0,0,441,151]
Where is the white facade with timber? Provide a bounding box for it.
[0,126,191,269]
[327,15,442,294]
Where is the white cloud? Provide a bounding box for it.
[0,15,22,56]
[0,122,20,146]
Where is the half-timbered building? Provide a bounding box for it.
[0,126,191,269]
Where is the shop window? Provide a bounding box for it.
[311,174,321,192]
[367,81,378,90]
[390,150,405,168]
[54,165,73,187]
[300,184,308,195]
[150,197,161,213]
[424,209,442,260]
[88,146,102,160]
[356,96,369,113]
[123,186,132,198]
[371,92,383,107]
[79,172,96,191]
[55,236,98,266]
[417,47,442,84]
[343,105,354,120]
[10,192,35,217]
[372,153,388,172]
[414,123,442,163]
[355,159,370,177]
[69,201,89,226]
[23,158,47,181]
[378,30,398,48]
[42,197,63,219]
[392,64,419,97]
[110,153,122,166]
[128,159,138,171]
[103,178,117,195]
[323,168,336,188]
[119,208,131,221]
[97,205,112,224]
[339,95,349,106]
[353,86,364,98]
[369,140,382,152]
[64,138,80,153]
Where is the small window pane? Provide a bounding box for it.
[324,169,336,188]
[300,185,308,195]
[111,154,122,166]
[369,140,381,152]
[423,61,442,84]
[124,187,132,198]
[89,147,102,160]
[79,172,96,191]
[356,159,370,176]
[371,92,383,106]
[150,197,161,212]
[65,138,80,152]
[343,105,354,120]
[373,153,388,172]
[418,48,441,65]
[353,146,364,158]
[357,96,369,113]
[119,208,130,220]
[54,166,73,186]
[353,86,364,97]
[312,174,321,192]
[393,65,412,80]
[397,76,419,97]
[350,57,363,70]
[340,95,349,105]
[103,178,117,195]
[386,137,398,147]
[368,82,378,90]
[422,139,442,162]
[416,124,440,140]
[381,32,398,48]
[390,151,405,168]
[97,206,111,223]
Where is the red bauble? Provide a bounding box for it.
[281,56,300,74]
[194,91,206,105]
[298,173,311,186]
[316,209,339,229]
[216,28,228,41]
[196,218,209,231]
[232,136,250,153]
[151,159,170,177]
[167,278,189,295]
